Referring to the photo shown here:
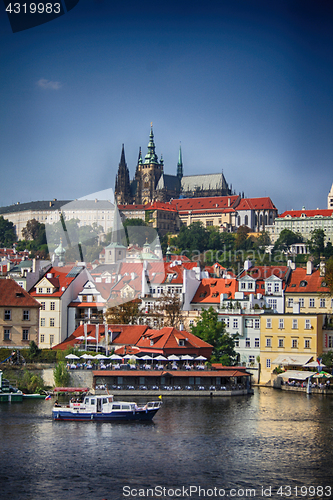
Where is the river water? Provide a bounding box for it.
[0,388,332,500]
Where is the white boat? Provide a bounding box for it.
[52,393,161,422]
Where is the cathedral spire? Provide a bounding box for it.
[138,146,143,165]
[144,123,158,164]
[114,144,131,204]
[177,143,183,179]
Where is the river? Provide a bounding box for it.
[0,388,332,500]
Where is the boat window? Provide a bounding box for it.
[84,398,89,404]
[121,404,131,410]
[90,399,95,405]
[102,398,108,404]
[112,404,121,410]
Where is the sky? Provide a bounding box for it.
[0,0,332,214]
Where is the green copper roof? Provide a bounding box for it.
[144,125,159,164]
[177,143,183,178]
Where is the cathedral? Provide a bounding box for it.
[114,125,233,205]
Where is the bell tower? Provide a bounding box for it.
[134,124,163,204]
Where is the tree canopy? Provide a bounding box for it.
[190,307,238,365]
[0,216,16,247]
[273,229,303,253]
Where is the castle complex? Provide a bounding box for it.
[114,125,233,205]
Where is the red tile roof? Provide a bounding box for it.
[192,278,237,304]
[170,196,239,211]
[278,209,333,218]
[0,279,41,308]
[30,266,82,297]
[137,327,213,357]
[236,197,277,211]
[238,266,290,280]
[285,267,329,293]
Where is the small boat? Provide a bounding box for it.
[52,393,162,422]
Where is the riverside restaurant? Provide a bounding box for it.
[92,366,252,393]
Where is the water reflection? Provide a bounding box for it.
[0,390,332,500]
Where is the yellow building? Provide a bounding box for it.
[260,313,324,384]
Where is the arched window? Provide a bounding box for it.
[244,215,248,226]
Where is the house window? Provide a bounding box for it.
[22,329,29,341]
[266,338,272,347]
[309,298,315,308]
[179,339,185,346]
[292,319,298,329]
[241,282,246,290]
[274,283,280,293]
[245,338,250,347]
[40,334,45,343]
[4,329,10,341]
[279,319,284,329]
[266,319,272,329]
[245,319,253,328]
[82,295,87,302]
[255,338,259,348]
[305,319,311,330]
[38,287,43,293]
[268,299,277,310]
[292,339,298,348]
[189,320,194,326]
[267,283,272,293]
[40,318,45,327]
[278,338,284,348]
[50,302,55,311]
[304,339,310,349]
[255,319,260,329]
[288,298,293,308]
[224,318,230,328]
[47,288,51,294]
[249,355,255,364]
[234,339,239,347]
[266,359,271,368]
[320,298,326,308]
[328,336,333,348]
[50,335,54,345]
[248,282,253,290]
[50,318,55,327]
[299,298,304,308]
[23,310,30,321]
[4,310,11,320]
[233,318,238,329]
[40,302,45,310]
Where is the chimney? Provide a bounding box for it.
[306,260,313,275]
[320,260,326,277]
[228,198,231,207]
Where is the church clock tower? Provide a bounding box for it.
[134,124,163,204]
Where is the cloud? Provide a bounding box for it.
[37,78,62,90]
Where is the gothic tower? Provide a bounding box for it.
[115,144,132,205]
[177,143,183,179]
[134,125,163,204]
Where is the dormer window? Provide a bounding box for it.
[150,340,154,346]
[178,339,185,346]
[300,280,308,287]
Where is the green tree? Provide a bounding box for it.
[0,216,16,247]
[22,219,46,244]
[105,299,141,325]
[53,361,70,387]
[18,370,45,394]
[308,229,325,264]
[320,351,333,371]
[191,307,238,365]
[273,229,303,253]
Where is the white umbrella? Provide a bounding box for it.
[109,354,123,360]
[124,354,139,360]
[75,336,86,340]
[181,355,193,360]
[303,361,326,368]
[80,354,92,359]
[94,354,108,360]
[65,354,80,360]
[168,355,180,361]
[86,336,96,341]
[195,355,207,361]
[141,355,153,361]
[155,355,167,361]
